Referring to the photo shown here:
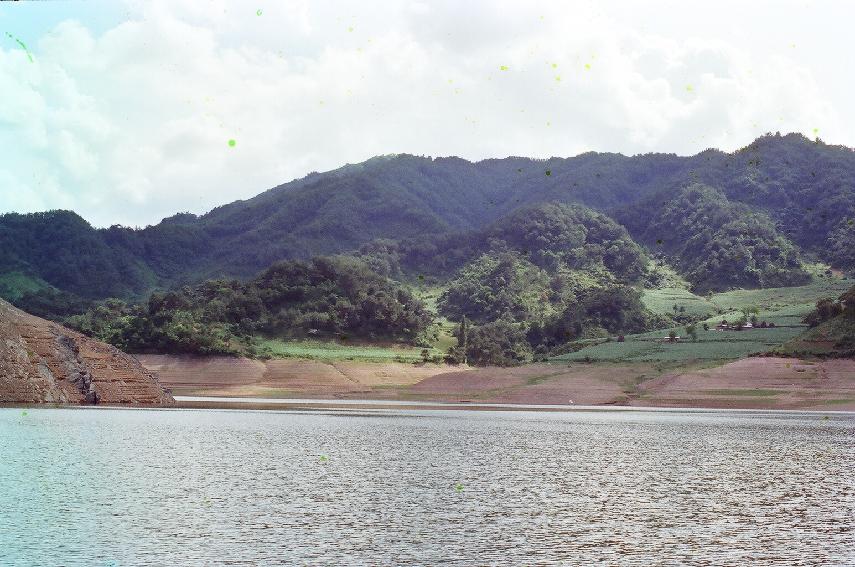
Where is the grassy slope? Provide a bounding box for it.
[0,272,54,302]
[414,284,457,352]
[782,314,855,357]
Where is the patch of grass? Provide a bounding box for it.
[578,277,855,364]
[821,399,855,405]
[782,313,855,357]
[706,388,782,397]
[413,285,457,353]
[642,287,714,319]
[257,338,432,362]
[524,370,567,386]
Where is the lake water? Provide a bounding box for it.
[1,407,853,566]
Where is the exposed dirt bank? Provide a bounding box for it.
[0,299,173,405]
[138,355,855,410]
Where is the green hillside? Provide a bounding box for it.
[782,284,855,357]
[2,133,854,309]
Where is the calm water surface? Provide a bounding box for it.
[0,407,853,566]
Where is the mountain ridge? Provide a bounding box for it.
[1,132,853,305]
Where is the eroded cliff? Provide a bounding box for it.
[0,299,173,405]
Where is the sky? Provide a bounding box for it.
[0,0,851,228]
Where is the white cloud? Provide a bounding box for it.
[0,0,848,227]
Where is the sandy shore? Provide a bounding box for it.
[138,355,855,411]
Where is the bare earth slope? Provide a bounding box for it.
[139,354,855,410]
[0,299,173,405]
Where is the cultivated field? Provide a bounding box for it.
[564,275,855,363]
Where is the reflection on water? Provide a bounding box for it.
[1,407,853,566]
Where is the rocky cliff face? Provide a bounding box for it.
[0,299,173,405]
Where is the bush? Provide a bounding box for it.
[466,318,532,367]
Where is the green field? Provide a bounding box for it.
[709,277,854,313]
[257,338,432,362]
[553,326,806,362]
[559,275,854,363]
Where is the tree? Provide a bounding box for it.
[668,330,677,343]
[804,297,844,327]
[456,316,469,364]
[685,324,698,342]
[841,285,855,315]
[465,318,532,367]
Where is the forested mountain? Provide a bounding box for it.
[2,132,854,309]
[357,202,647,281]
[616,184,810,292]
[65,207,664,362]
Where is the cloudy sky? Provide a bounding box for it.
[0,0,851,227]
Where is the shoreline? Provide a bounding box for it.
[139,354,855,412]
[4,355,853,412]
[3,398,854,415]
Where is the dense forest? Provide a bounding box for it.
[66,256,434,356]
[617,184,810,292]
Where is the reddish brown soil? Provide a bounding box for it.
[139,354,855,410]
[1,300,173,405]
[634,357,855,410]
